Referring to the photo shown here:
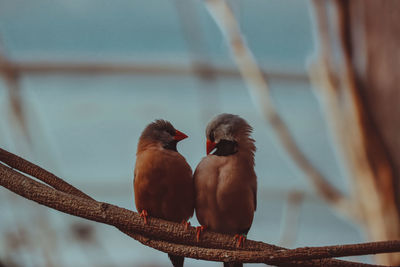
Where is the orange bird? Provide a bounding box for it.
[194,114,257,267]
[134,120,194,267]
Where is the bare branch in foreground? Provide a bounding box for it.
[203,0,354,219]
[1,148,399,266]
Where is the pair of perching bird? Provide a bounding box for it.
[134,114,257,267]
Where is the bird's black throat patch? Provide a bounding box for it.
[213,139,238,156]
[163,140,178,152]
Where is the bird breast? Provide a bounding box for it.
[134,147,194,222]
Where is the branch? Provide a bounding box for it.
[279,191,305,247]
[0,148,399,266]
[203,0,354,219]
[0,52,31,145]
[0,148,92,200]
[0,60,308,83]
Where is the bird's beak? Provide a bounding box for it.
[174,130,188,141]
[206,139,217,155]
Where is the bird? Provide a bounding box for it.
[134,119,194,267]
[194,113,257,267]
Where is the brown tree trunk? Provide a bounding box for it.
[311,0,400,265]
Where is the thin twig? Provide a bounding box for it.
[279,191,305,247]
[0,55,31,146]
[204,0,353,218]
[0,60,308,83]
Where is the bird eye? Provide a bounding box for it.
[166,128,175,136]
[209,132,215,142]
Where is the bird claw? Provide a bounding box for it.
[181,220,191,230]
[234,234,246,248]
[140,210,148,225]
[196,225,207,241]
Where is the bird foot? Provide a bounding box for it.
[181,220,191,230]
[139,210,148,225]
[196,225,207,241]
[234,234,246,248]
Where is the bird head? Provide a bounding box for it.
[139,120,188,152]
[205,113,255,156]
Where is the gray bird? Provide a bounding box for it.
[194,114,257,267]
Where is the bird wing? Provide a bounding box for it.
[194,156,219,228]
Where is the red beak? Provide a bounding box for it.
[206,139,217,155]
[174,130,188,141]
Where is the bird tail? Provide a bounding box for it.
[168,254,184,267]
[223,262,243,267]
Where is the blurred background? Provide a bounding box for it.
[0,0,389,266]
